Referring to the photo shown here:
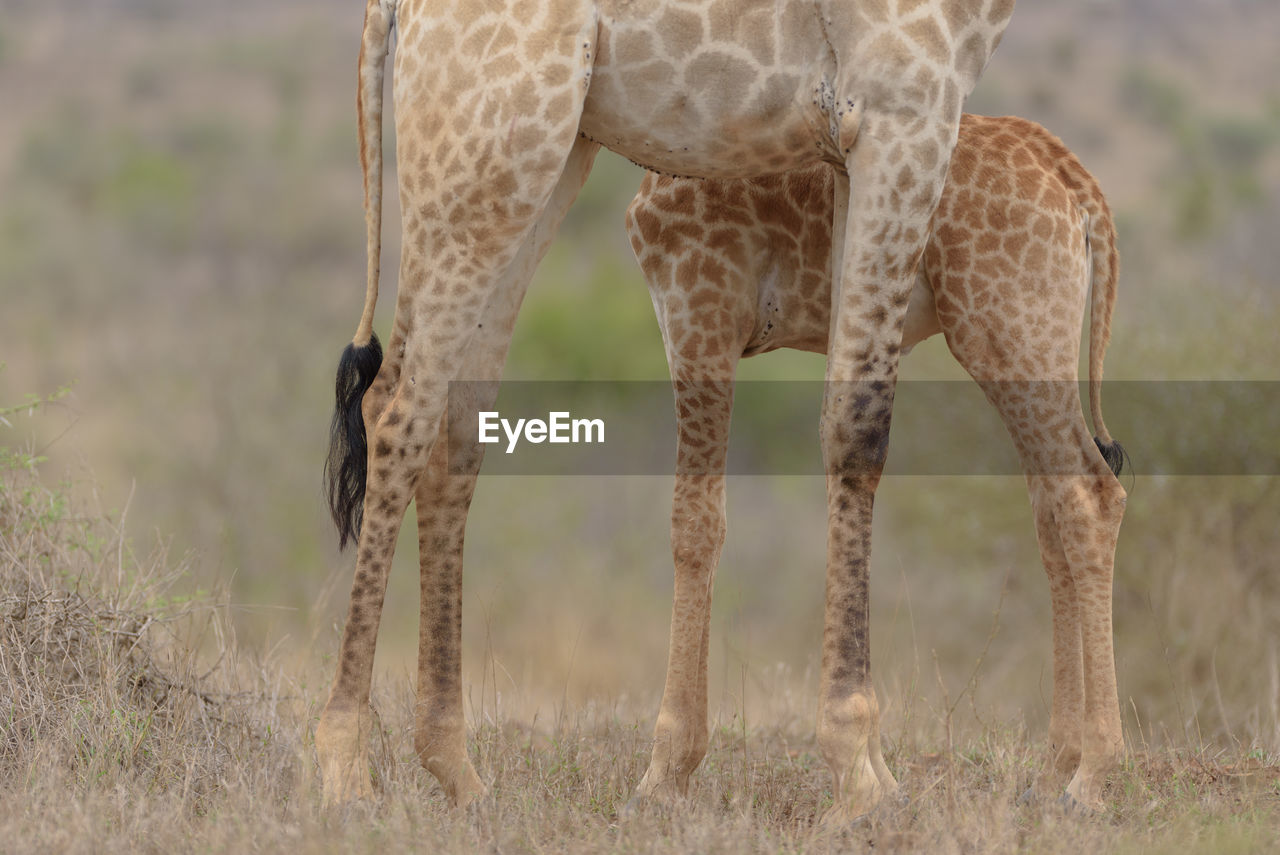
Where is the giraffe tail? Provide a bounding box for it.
[325,0,396,549]
[352,0,395,351]
[1073,156,1127,478]
[326,336,383,549]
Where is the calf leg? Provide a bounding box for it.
[1029,476,1085,789]
[980,381,1125,810]
[1053,469,1125,810]
[635,369,737,800]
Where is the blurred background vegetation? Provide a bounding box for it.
[2,0,1278,756]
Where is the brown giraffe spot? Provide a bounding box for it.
[904,16,951,65]
[657,8,702,58]
[955,31,990,84]
[616,29,655,66]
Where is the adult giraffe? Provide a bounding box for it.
[316,0,1016,821]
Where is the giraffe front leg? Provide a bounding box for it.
[635,371,736,805]
[818,110,962,823]
[815,0,1011,817]
[816,472,894,824]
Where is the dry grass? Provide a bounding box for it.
[3,454,1278,854]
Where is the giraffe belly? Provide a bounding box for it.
[743,265,939,359]
[899,272,942,355]
[579,2,838,178]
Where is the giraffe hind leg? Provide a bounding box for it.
[316,11,597,803]
[412,415,486,807]
[410,137,599,807]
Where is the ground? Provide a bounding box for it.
[2,444,1278,854]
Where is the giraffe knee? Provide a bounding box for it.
[1099,475,1127,517]
[671,491,726,559]
[1073,474,1127,539]
[1055,474,1126,529]
[820,388,893,481]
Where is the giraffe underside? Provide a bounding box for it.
[578,2,838,178]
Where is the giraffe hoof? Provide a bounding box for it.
[820,785,907,828]
[620,780,683,819]
[319,762,376,811]
[421,748,487,809]
[819,804,874,830]
[619,791,681,821]
[890,788,911,813]
[315,705,376,810]
[450,766,487,809]
[617,795,644,820]
[1056,789,1101,817]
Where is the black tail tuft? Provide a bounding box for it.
[1094,436,1128,478]
[325,334,383,550]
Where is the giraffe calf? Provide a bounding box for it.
[626,114,1128,813]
